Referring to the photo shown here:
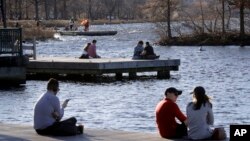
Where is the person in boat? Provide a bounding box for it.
[79,43,91,59]
[69,18,74,31]
[81,19,90,32]
[186,86,226,140]
[141,42,160,59]
[132,40,144,59]
[87,40,101,58]
[155,87,188,139]
[33,78,84,136]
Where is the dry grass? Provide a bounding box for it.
[0,20,56,41]
[22,27,55,41]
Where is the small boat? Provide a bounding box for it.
[59,31,118,36]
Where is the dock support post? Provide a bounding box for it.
[157,70,170,79]
[33,37,36,60]
[129,72,137,79]
[116,73,123,80]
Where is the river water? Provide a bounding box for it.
[0,23,250,135]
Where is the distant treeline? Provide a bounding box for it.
[0,0,146,21]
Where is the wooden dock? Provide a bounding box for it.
[27,57,180,80]
[0,123,229,141]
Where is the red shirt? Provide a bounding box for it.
[155,98,187,138]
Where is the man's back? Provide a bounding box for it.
[34,91,61,130]
[144,45,155,55]
[155,98,186,138]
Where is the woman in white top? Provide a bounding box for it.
[186,86,214,140]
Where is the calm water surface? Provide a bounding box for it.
[1,23,250,135]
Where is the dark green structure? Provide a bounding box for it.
[0,28,28,85]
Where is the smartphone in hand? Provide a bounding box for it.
[62,99,71,108]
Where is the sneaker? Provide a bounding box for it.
[77,125,84,134]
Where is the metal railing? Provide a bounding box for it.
[0,28,23,56]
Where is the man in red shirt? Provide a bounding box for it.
[155,87,188,139]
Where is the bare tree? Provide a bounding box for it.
[0,0,7,27]
[197,0,205,33]
[103,0,118,22]
[239,0,245,38]
[222,0,225,34]
[34,0,40,20]
[228,0,250,38]
[53,0,57,19]
[88,0,92,20]
[144,0,179,39]
[44,0,49,20]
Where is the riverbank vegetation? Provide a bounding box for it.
[1,0,249,45]
[145,0,250,46]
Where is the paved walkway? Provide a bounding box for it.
[0,123,229,141]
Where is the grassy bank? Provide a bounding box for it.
[2,20,55,41]
[158,33,250,46]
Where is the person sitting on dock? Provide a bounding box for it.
[33,78,83,136]
[155,87,188,139]
[79,43,91,59]
[87,40,101,58]
[141,42,160,59]
[186,86,226,140]
[132,40,144,59]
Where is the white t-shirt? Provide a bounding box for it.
[33,91,64,129]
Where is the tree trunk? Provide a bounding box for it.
[54,0,57,19]
[222,0,225,34]
[200,0,205,33]
[88,0,92,20]
[15,0,18,19]
[7,0,13,19]
[25,0,29,19]
[44,0,49,20]
[167,0,172,38]
[18,0,22,20]
[63,0,67,19]
[0,0,7,27]
[35,0,39,20]
[14,0,22,20]
[239,0,245,38]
